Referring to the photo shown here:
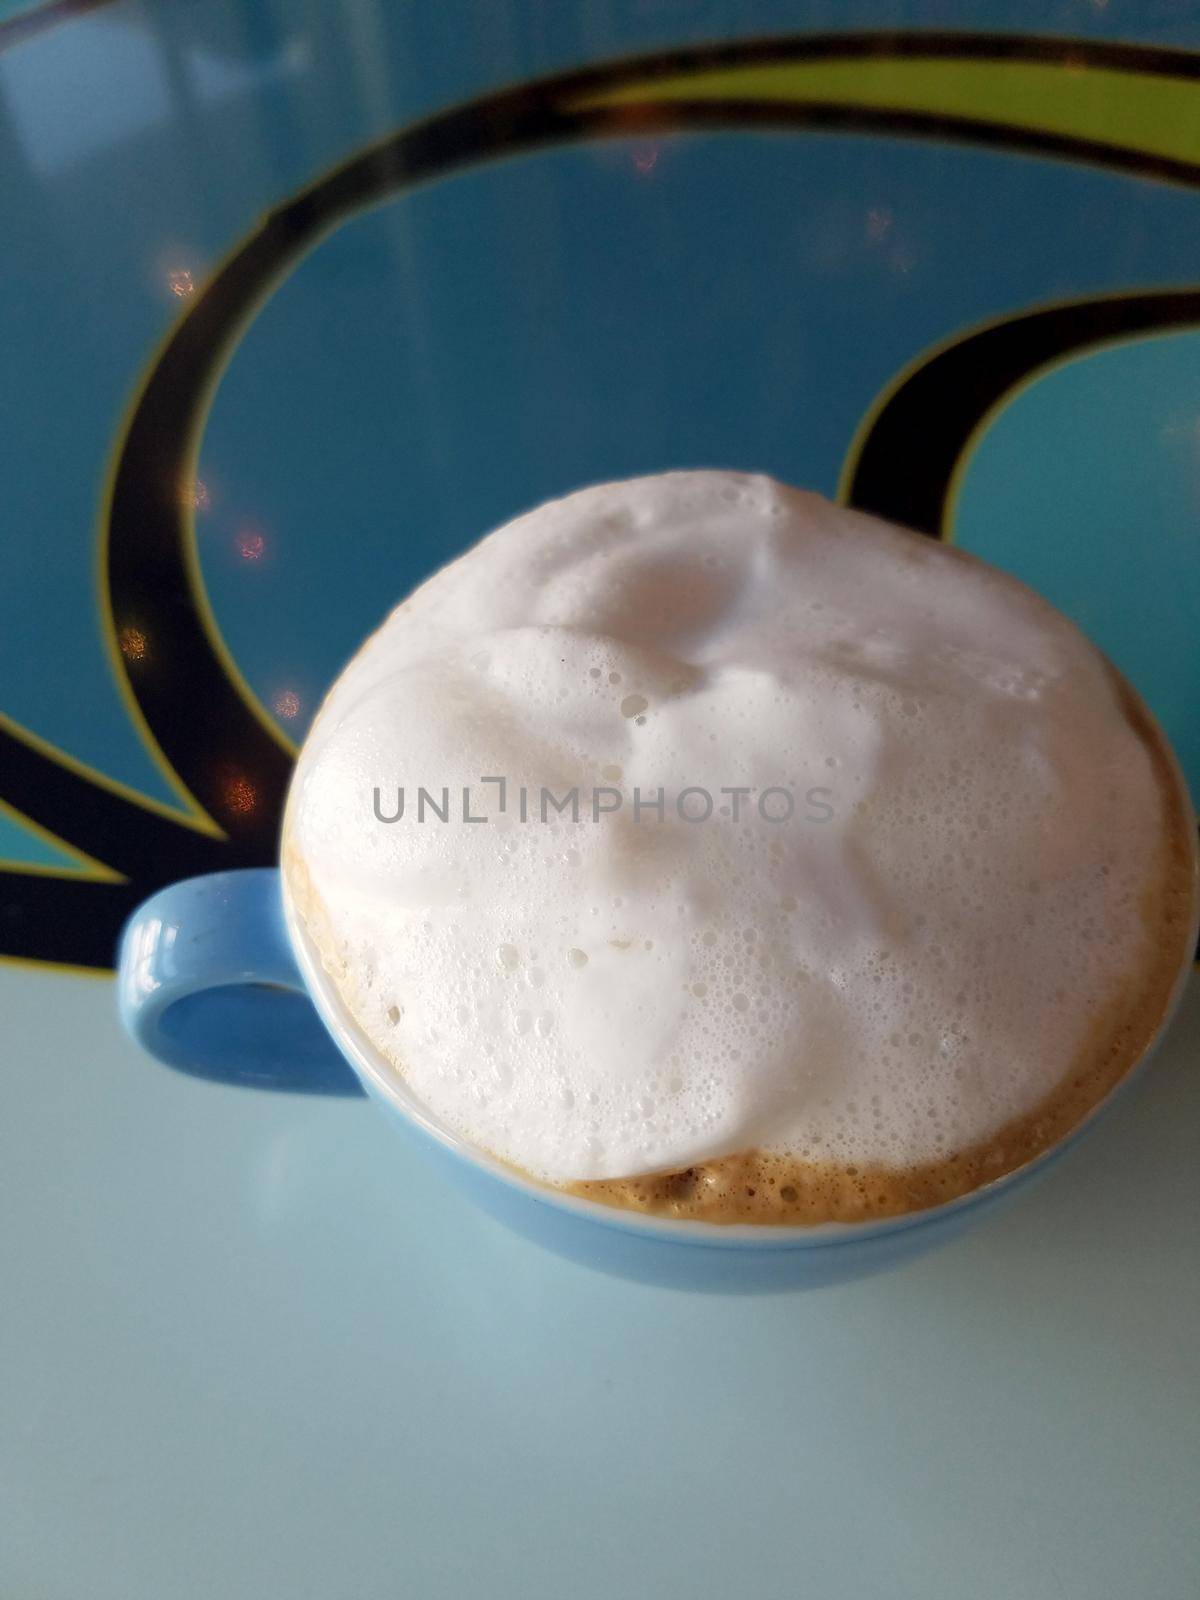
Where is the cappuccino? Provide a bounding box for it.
[283,473,1196,1223]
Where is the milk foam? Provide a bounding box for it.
[285,472,1169,1183]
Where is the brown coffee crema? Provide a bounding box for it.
[565,680,1196,1225]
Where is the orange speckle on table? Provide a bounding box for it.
[119,627,147,662]
[224,777,257,816]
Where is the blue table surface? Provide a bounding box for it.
[3,963,1198,1599]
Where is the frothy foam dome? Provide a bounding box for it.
[285,471,1178,1187]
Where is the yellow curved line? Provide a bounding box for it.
[0,709,217,829]
[0,951,113,978]
[571,52,1200,175]
[0,792,123,883]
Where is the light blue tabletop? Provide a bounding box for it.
[3,963,1198,1598]
[2,4,1199,1594]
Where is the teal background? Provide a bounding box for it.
[1,4,1198,1596]
[3,1,1200,853]
[955,331,1200,786]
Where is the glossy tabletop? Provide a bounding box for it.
[1,3,1198,1595]
[4,962,1199,1598]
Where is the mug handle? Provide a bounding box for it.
[116,868,364,1095]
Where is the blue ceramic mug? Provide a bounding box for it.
[117,857,1197,1292]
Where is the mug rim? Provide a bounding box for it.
[280,674,1199,1252]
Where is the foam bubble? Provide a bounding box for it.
[285,471,1176,1185]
